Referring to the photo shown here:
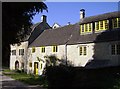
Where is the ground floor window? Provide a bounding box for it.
[29,62,32,67]
[21,63,24,69]
[79,46,87,56]
[111,44,120,55]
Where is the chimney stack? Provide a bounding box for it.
[41,15,47,23]
[80,9,85,20]
[67,22,71,25]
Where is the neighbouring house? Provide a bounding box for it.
[10,15,51,72]
[52,23,61,29]
[10,9,120,75]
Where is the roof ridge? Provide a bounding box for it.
[84,11,119,19]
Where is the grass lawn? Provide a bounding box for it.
[3,67,120,89]
[3,69,48,87]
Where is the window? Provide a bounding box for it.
[112,18,117,28]
[41,47,45,53]
[85,24,88,32]
[40,63,42,69]
[32,47,35,53]
[104,20,109,30]
[79,46,87,56]
[19,49,24,55]
[80,47,82,55]
[80,23,92,34]
[95,20,109,32]
[29,62,32,67]
[53,46,58,52]
[117,45,120,55]
[83,47,87,55]
[118,18,120,27]
[112,18,120,28]
[95,22,99,31]
[111,44,120,55]
[88,23,92,32]
[111,45,115,55]
[11,50,16,55]
[80,25,84,33]
[99,21,103,29]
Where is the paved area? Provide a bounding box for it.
[0,69,46,89]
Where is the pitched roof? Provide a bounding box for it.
[28,22,51,45]
[29,24,75,47]
[67,28,120,45]
[80,11,120,24]
[29,11,120,47]
[67,11,120,44]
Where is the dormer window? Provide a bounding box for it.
[95,20,109,32]
[112,18,120,29]
[80,23,92,34]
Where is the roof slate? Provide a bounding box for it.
[80,11,120,24]
[28,22,51,45]
[29,24,75,47]
[29,11,120,47]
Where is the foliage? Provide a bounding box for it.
[44,55,60,67]
[2,2,48,66]
[45,66,120,89]
[3,2,47,44]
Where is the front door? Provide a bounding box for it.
[34,62,38,75]
[15,61,19,70]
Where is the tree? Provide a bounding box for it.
[2,2,48,67]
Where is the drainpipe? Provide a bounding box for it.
[65,44,68,66]
[65,34,73,66]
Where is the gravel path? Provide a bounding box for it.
[0,69,46,89]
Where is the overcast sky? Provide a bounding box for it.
[32,2,119,27]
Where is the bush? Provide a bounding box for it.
[46,66,75,88]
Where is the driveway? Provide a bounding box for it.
[0,69,46,89]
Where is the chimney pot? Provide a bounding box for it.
[41,15,47,23]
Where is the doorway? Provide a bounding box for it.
[15,60,19,70]
[34,62,38,75]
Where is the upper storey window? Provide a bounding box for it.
[95,20,109,32]
[112,18,120,29]
[52,46,58,52]
[41,46,45,53]
[80,23,92,34]
[11,50,16,55]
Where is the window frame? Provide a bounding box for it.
[52,46,58,52]
[79,46,87,56]
[41,46,45,53]
[19,49,24,55]
[111,44,120,55]
[95,20,109,32]
[32,47,35,53]
[29,62,32,67]
[80,23,92,34]
[112,18,120,29]
[11,50,16,55]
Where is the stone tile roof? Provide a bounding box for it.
[29,11,120,47]
[29,24,75,47]
[28,22,51,45]
[80,11,120,24]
